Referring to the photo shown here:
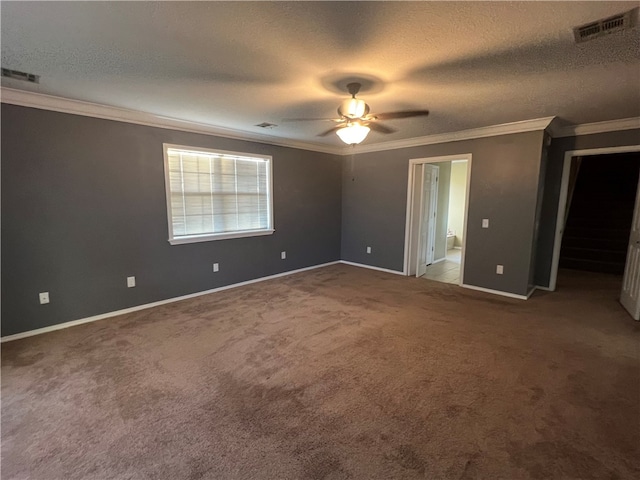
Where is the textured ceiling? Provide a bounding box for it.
[2,1,639,148]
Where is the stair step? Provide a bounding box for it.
[568,202,633,210]
[560,247,627,263]
[569,201,634,211]
[571,196,636,203]
[559,257,626,275]
[565,216,633,228]
[563,227,631,239]
[562,236,629,251]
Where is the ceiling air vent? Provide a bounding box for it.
[255,122,278,129]
[574,7,638,43]
[1,68,40,83]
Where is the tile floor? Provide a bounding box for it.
[421,249,461,284]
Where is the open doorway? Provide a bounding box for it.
[550,145,640,320]
[559,152,640,274]
[404,154,471,284]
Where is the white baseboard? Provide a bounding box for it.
[1,261,340,343]
[534,285,554,292]
[461,283,529,300]
[339,260,405,276]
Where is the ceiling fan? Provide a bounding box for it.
[285,82,430,145]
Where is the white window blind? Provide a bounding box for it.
[163,144,273,244]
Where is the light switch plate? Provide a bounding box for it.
[39,292,50,304]
[496,265,504,275]
[127,276,136,288]
[482,219,489,228]
[281,251,286,260]
[366,246,372,254]
[213,263,219,272]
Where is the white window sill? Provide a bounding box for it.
[169,229,275,245]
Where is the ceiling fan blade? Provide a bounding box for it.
[373,110,430,120]
[368,122,397,134]
[317,125,343,137]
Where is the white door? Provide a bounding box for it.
[620,176,640,320]
[416,164,439,277]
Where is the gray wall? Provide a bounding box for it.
[434,161,451,261]
[1,104,342,336]
[341,131,545,296]
[528,138,550,292]
[534,128,640,288]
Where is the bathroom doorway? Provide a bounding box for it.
[404,154,471,285]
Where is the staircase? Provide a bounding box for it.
[559,153,639,275]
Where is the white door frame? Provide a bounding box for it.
[403,153,473,284]
[549,144,640,291]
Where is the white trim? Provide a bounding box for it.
[549,144,640,291]
[0,88,554,156]
[460,157,472,286]
[0,87,343,155]
[403,164,416,275]
[555,117,640,138]
[544,117,566,138]
[349,117,556,154]
[168,229,275,245]
[403,153,472,285]
[1,261,340,343]
[339,260,404,276]
[535,285,553,292]
[5,87,636,156]
[461,283,529,300]
[431,257,447,265]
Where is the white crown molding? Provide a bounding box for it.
[554,117,640,138]
[0,87,344,155]
[347,116,557,154]
[4,87,638,156]
[544,116,566,138]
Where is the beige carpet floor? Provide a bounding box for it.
[2,265,639,479]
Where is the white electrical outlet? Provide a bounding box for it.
[366,246,372,254]
[281,251,286,260]
[213,263,219,272]
[496,265,504,275]
[482,219,489,229]
[39,292,50,304]
[127,276,136,288]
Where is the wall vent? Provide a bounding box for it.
[1,68,40,83]
[255,122,278,129]
[574,7,638,43]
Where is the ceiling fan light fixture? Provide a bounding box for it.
[336,122,370,145]
[340,98,367,118]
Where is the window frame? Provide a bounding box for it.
[162,143,274,245]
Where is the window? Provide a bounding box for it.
[163,144,273,245]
